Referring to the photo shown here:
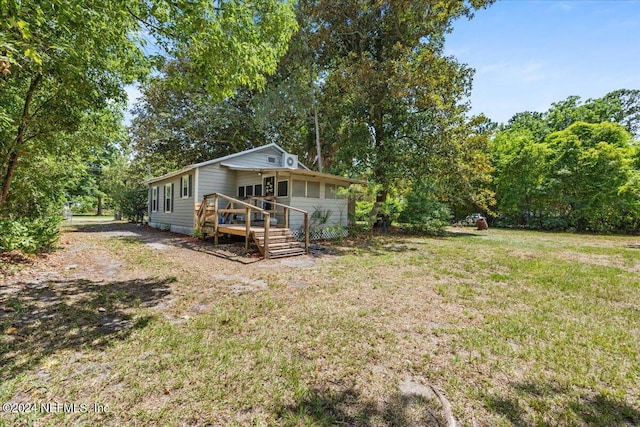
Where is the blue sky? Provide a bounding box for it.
[126,1,640,126]
[445,0,640,124]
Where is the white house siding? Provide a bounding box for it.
[196,163,236,208]
[288,179,349,232]
[147,144,360,237]
[288,198,348,231]
[236,171,264,197]
[148,174,195,235]
[225,146,284,168]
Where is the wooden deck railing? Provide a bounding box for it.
[246,196,309,253]
[195,193,309,258]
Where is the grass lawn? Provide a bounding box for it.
[1,226,639,426]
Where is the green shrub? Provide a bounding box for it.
[398,182,451,234]
[379,198,402,225]
[193,227,204,239]
[0,216,61,254]
[355,201,374,222]
[117,187,147,222]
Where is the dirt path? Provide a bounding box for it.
[1,218,332,382]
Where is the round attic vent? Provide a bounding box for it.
[286,156,295,167]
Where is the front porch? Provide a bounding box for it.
[195,193,309,259]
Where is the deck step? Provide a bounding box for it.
[253,228,292,235]
[264,242,305,250]
[268,247,307,258]
[251,227,306,258]
[255,237,298,245]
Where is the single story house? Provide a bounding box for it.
[146,143,364,237]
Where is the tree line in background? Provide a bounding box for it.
[492,90,640,233]
[2,0,639,254]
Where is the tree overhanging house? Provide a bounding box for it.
[146,144,364,256]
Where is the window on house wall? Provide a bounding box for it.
[254,184,262,197]
[164,183,173,212]
[245,185,254,197]
[152,186,159,211]
[181,174,192,198]
[238,186,245,198]
[292,180,306,197]
[307,181,320,198]
[277,180,288,197]
[326,184,336,199]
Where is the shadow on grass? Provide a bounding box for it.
[484,381,640,426]
[0,276,173,380]
[64,220,145,234]
[276,387,446,427]
[327,230,484,257]
[65,220,264,263]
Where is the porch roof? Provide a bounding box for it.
[220,163,367,185]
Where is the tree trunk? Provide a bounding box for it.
[96,195,103,216]
[0,74,42,209]
[0,149,21,209]
[309,62,323,172]
[313,97,322,173]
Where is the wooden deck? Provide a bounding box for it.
[196,193,309,259]
[201,222,306,258]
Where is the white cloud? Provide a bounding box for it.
[550,1,575,12]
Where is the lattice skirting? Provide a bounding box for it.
[291,227,348,241]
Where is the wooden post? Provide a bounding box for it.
[213,194,219,246]
[194,202,199,229]
[245,207,251,252]
[304,212,309,254]
[264,212,270,259]
[284,207,289,229]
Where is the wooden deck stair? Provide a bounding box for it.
[252,228,305,258]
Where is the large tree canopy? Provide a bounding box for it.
[301,0,494,205]
[0,0,297,210]
[128,30,322,176]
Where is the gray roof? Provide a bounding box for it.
[146,143,308,184]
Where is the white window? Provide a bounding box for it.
[151,186,159,211]
[181,175,192,198]
[164,183,173,212]
[326,184,336,199]
[307,181,320,198]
